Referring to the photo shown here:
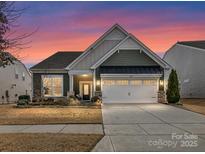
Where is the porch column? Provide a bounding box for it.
[93,69,96,95]
[69,73,74,94]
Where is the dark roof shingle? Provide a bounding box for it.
[30,51,82,70]
[178,40,205,50]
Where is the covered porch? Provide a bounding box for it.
[68,70,101,101]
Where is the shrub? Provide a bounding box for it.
[18,95,31,102]
[69,95,76,100]
[55,99,69,106]
[91,96,101,103]
[166,69,180,103]
[17,99,29,106]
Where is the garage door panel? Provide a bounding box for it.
[102,78,158,103]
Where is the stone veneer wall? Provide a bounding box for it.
[158,91,166,103]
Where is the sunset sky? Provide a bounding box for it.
[14,1,205,67]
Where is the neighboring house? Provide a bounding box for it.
[0,53,31,104]
[163,40,205,98]
[30,24,170,103]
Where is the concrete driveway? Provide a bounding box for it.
[93,103,205,152]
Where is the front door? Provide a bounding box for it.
[83,83,90,100]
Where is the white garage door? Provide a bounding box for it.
[102,78,158,103]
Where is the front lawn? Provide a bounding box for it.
[0,105,102,125]
[0,133,103,152]
[181,99,205,115]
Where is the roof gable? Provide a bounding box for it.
[91,35,170,69]
[178,40,205,50]
[66,24,129,70]
[30,52,82,70]
[101,50,159,67]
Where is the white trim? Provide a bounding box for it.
[91,34,170,69]
[31,70,68,74]
[68,70,93,75]
[129,34,171,68]
[69,74,73,92]
[100,74,162,78]
[31,72,33,98]
[93,69,96,93]
[79,81,93,100]
[66,24,129,70]
[41,75,64,97]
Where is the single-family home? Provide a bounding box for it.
[163,40,205,98]
[0,52,32,103]
[30,24,170,103]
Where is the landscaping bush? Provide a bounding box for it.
[69,95,76,100]
[91,96,101,103]
[17,99,29,106]
[18,95,31,102]
[17,95,30,106]
[166,69,180,103]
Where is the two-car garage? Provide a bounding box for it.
[101,77,159,103]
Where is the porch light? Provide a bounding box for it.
[160,80,164,86]
[82,74,88,77]
[96,80,101,86]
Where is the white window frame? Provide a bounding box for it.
[130,80,142,86]
[22,72,25,81]
[41,75,64,97]
[115,80,129,86]
[143,80,157,86]
[15,68,19,79]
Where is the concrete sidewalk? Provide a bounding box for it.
[0,124,103,134]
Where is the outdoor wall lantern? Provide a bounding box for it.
[159,80,164,86]
[96,80,101,86]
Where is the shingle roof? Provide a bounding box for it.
[178,40,205,50]
[30,52,82,70]
[100,66,162,74]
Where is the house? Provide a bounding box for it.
[0,52,31,104]
[163,40,205,98]
[30,24,170,103]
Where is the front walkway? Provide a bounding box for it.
[0,124,103,134]
[93,103,205,152]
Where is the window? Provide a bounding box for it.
[15,74,19,79]
[115,80,128,85]
[143,80,157,86]
[42,75,63,97]
[22,72,25,81]
[103,80,115,86]
[15,69,19,79]
[130,80,142,86]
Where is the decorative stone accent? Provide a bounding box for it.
[158,91,166,104]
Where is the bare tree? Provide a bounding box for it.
[0,2,36,67]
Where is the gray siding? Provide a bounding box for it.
[164,44,205,98]
[73,40,121,70]
[0,61,31,103]
[72,28,127,70]
[33,73,69,98]
[102,50,159,66]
